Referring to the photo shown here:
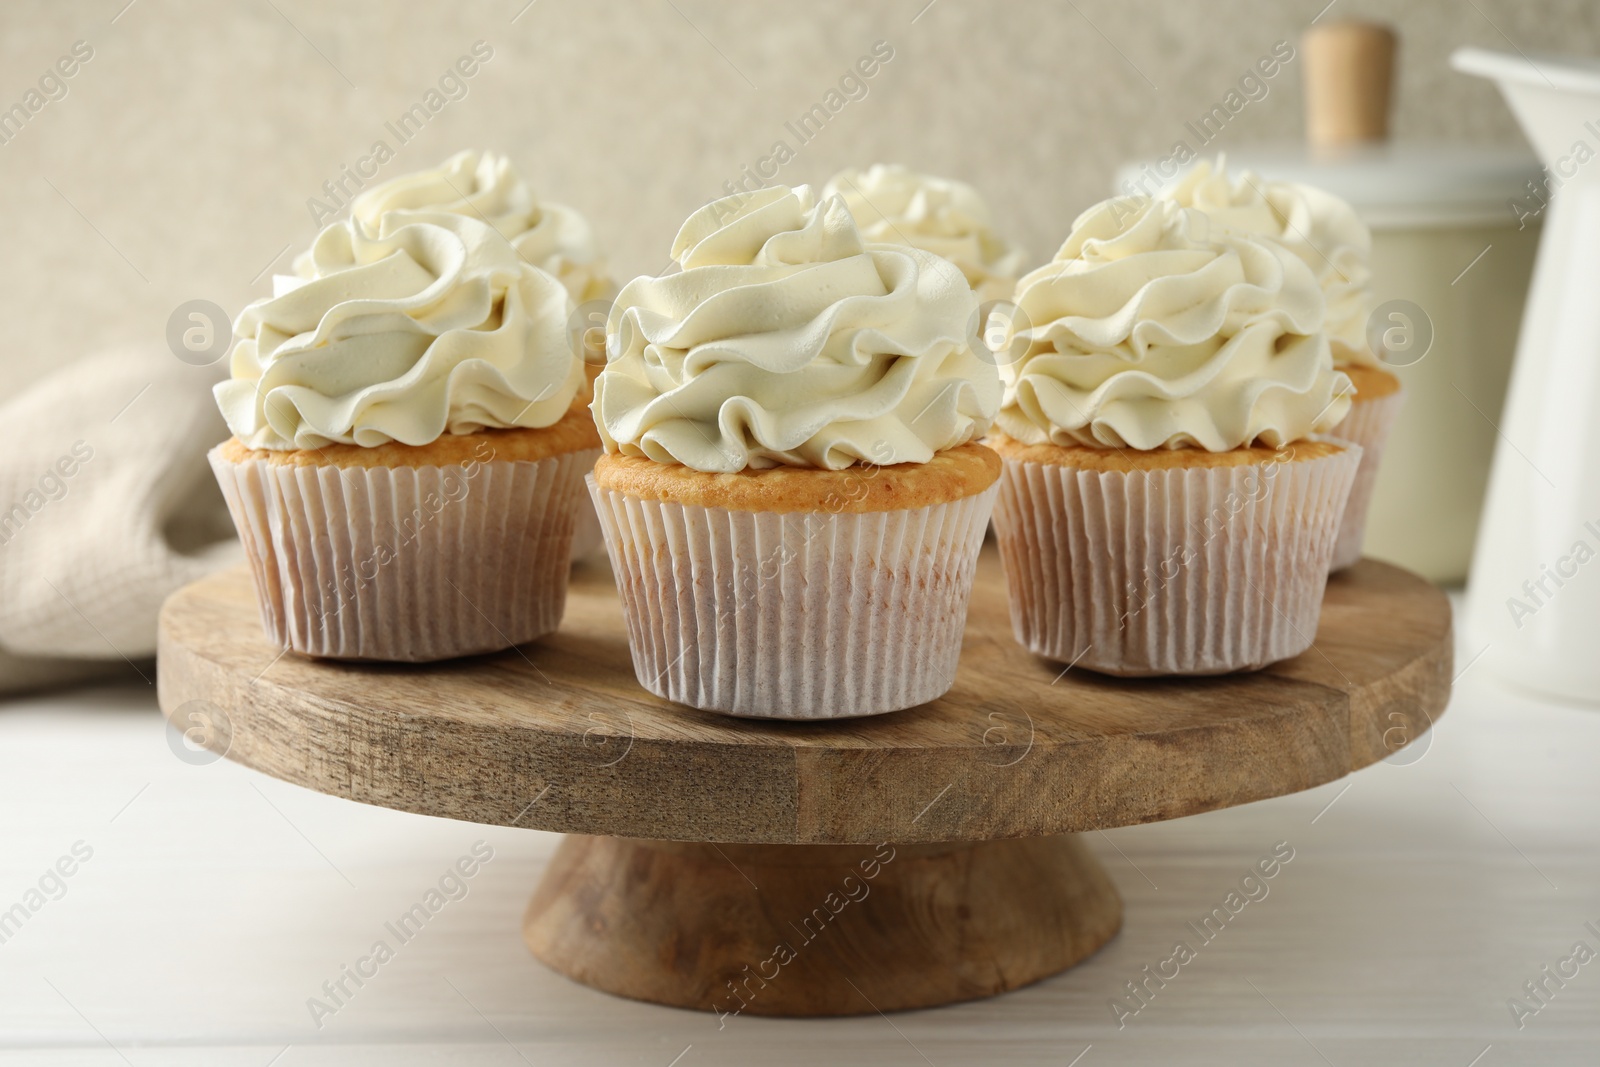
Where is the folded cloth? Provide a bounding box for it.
[0,346,240,696]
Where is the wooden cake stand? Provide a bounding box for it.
[156,547,1451,1016]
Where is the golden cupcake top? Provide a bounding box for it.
[987,432,1348,471]
[217,405,600,469]
[997,194,1352,452]
[593,442,999,514]
[594,184,1002,473]
[821,164,1025,303]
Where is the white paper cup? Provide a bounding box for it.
[210,443,598,662]
[1327,388,1405,572]
[589,477,998,719]
[568,490,607,564]
[991,438,1361,677]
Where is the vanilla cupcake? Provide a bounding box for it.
[1161,159,1400,571]
[822,164,1024,303]
[337,149,614,564]
[211,204,600,662]
[591,185,1002,719]
[991,195,1360,676]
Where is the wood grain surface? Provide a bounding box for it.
[156,547,1452,844]
[523,835,1123,1016]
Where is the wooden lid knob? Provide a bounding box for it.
[1303,20,1396,147]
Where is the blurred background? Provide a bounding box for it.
[1,0,1586,389]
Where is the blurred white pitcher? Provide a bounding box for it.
[1456,47,1600,703]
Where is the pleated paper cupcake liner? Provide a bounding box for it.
[1327,388,1405,572]
[991,438,1362,677]
[568,489,607,564]
[589,477,999,720]
[210,443,599,662]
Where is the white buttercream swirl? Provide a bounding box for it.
[328,149,614,304]
[998,195,1352,451]
[822,164,1025,303]
[1161,158,1376,367]
[595,184,1000,472]
[217,210,583,450]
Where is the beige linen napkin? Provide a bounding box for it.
[0,346,240,696]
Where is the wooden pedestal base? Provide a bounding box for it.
[523,834,1123,1016]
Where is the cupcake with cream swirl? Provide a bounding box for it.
[989,194,1361,676]
[330,149,617,562]
[1160,157,1401,571]
[591,184,1002,718]
[211,190,601,662]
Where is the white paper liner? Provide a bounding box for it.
[589,477,999,719]
[991,437,1362,677]
[1327,388,1405,572]
[568,490,607,564]
[210,444,599,662]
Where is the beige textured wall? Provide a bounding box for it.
[2,0,1594,393]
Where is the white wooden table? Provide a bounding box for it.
[2,600,1597,1066]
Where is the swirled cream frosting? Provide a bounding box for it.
[997,195,1351,451]
[333,149,614,304]
[217,210,583,450]
[822,164,1025,303]
[1161,158,1376,368]
[595,184,1000,472]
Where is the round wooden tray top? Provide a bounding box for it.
[157,546,1451,1016]
[158,547,1452,846]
